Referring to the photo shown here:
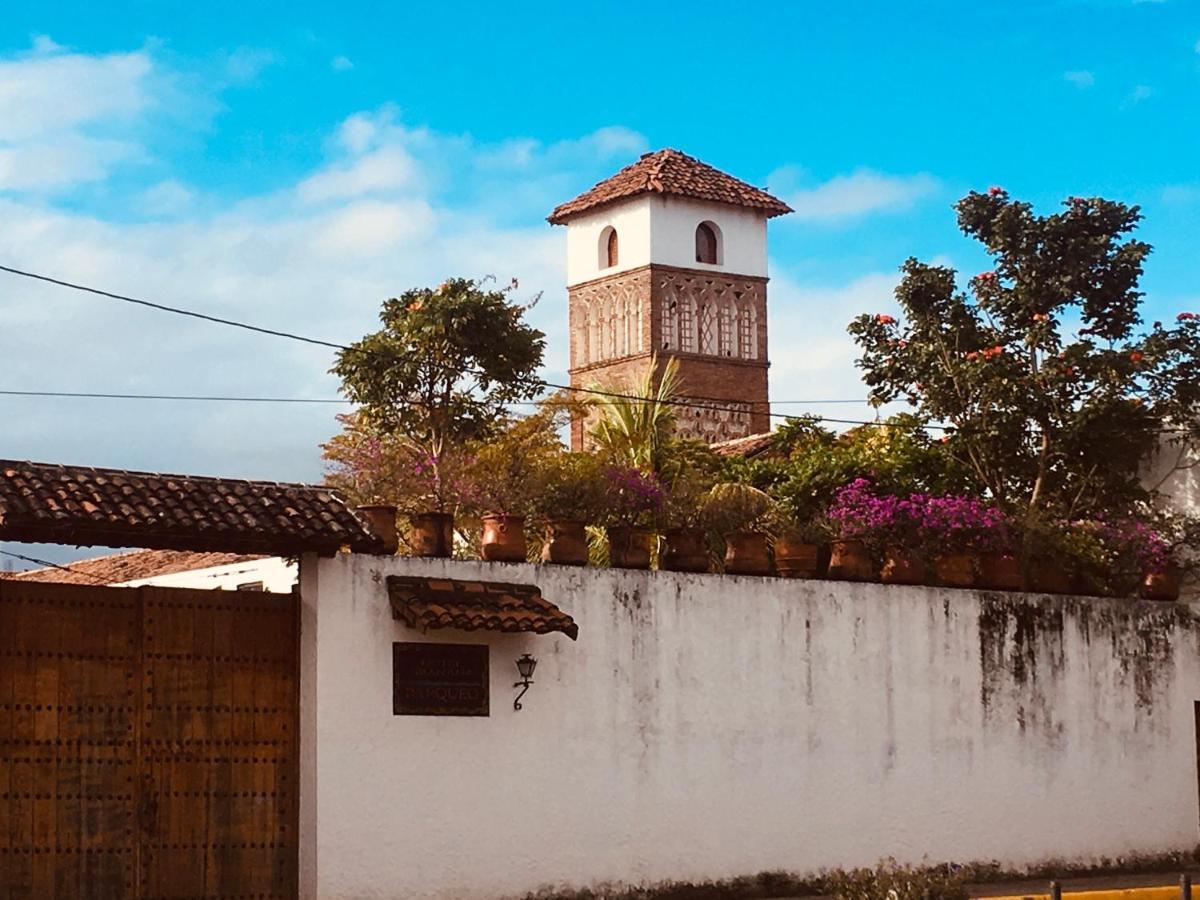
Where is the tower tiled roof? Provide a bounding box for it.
[547,149,793,224]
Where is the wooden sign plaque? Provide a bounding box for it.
[393,642,490,716]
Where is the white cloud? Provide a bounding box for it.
[767,269,901,418]
[331,55,354,72]
[136,179,196,217]
[221,46,279,84]
[0,46,151,142]
[297,146,421,203]
[0,45,646,479]
[1126,84,1154,105]
[778,169,940,222]
[1064,70,1095,88]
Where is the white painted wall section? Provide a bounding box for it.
[647,195,768,277]
[121,556,297,592]
[564,195,769,285]
[299,554,1200,900]
[565,196,652,286]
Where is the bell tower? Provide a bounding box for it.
[548,149,792,449]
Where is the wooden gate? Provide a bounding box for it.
[0,580,299,899]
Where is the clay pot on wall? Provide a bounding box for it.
[1029,560,1074,595]
[977,553,1023,592]
[660,528,710,573]
[607,526,654,570]
[774,539,825,579]
[827,540,875,582]
[1142,568,1181,602]
[541,520,589,567]
[880,548,925,586]
[723,531,772,577]
[932,553,975,589]
[409,512,454,558]
[480,514,527,563]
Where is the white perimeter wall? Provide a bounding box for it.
[564,195,768,286]
[299,554,1200,900]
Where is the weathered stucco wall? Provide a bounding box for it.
[299,555,1200,900]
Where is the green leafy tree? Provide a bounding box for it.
[328,277,546,511]
[849,189,1200,521]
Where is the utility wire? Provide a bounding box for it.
[0,548,107,584]
[0,264,345,350]
[0,263,920,429]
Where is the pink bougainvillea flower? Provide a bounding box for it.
[1178,312,1198,322]
[965,351,980,361]
[1130,351,1144,363]
[1033,312,1050,322]
[976,271,996,282]
[875,314,897,325]
[987,186,1004,196]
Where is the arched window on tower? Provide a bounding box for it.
[579,306,591,366]
[737,303,753,359]
[678,297,696,353]
[718,300,734,357]
[695,222,721,265]
[699,303,716,354]
[600,226,619,269]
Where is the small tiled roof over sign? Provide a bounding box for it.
[388,575,579,640]
[548,148,793,224]
[0,459,390,556]
[10,549,266,586]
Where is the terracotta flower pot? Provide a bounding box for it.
[607,526,654,570]
[480,514,527,562]
[1142,568,1181,602]
[977,553,1023,592]
[932,553,975,588]
[660,528,710,573]
[724,531,772,576]
[774,538,823,579]
[541,520,589,567]
[409,512,454,558]
[828,539,875,582]
[880,548,924,585]
[1030,560,1074,595]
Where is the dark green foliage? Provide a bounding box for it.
[332,277,546,456]
[724,414,973,536]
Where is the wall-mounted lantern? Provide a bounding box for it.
[513,653,537,711]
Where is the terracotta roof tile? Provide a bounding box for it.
[10,549,267,586]
[0,459,389,556]
[548,149,792,224]
[388,575,578,640]
[710,432,781,460]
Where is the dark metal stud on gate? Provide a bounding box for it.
[513,653,537,711]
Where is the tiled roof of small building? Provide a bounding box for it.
[0,459,390,556]
[10,548,267,586]
[388,575,578,640]
[710,432,781,460]
[547,149,793,224]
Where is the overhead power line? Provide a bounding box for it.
[0,548,106,583]
[0,263,913,429]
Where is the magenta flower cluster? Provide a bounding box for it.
[604,466,665,523]
[1094,518,1170,573]
[828,479,1011,551]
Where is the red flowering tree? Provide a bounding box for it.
[849,189,1200,521]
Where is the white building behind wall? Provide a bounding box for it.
[298,553,1200,900]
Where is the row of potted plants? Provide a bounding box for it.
[396,461,1184,601]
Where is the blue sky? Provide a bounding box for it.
[1,1,1199,564]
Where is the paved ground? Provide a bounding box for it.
[770,869,1200,900]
